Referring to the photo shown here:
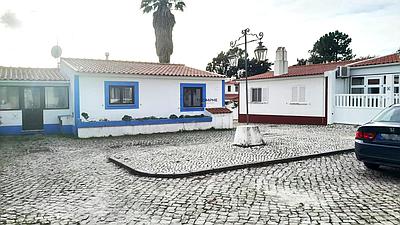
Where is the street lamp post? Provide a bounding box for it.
[230,28,268,147]
[229,28,268,124]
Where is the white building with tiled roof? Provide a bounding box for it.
[238,48,400,125]
[0,58,233,137]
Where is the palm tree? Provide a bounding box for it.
[141,0,186,63]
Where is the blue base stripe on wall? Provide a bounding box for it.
[77,117,212,128]
[0,125,74,136]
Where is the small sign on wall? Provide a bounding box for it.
[206,98,218,102]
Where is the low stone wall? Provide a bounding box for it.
[76,115,233,138]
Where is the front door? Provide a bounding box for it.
[22,87,44,131]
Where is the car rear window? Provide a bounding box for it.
[372,106,400,122]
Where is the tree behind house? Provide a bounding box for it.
[206,48,272,78]
[308,30,355,64]
[141,0,185,63]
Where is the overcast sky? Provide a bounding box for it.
[0,0,399,70]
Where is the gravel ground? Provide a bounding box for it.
[112,124,356,174]
[1,124,399,224]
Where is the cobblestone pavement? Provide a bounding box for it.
[0,124,399,224]
[113,124,355,174]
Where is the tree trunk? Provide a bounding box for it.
[153,6,175,63]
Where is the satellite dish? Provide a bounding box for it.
[51,45,62,59]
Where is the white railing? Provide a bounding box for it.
[395,93,400,104]
[335,94,390,108]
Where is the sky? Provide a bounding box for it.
[0,0,399,70]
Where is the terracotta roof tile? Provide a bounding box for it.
[350,53,400,67]
[62,58,225,78]
[225,94,239,101]
[206,107,232,114]
[0,67,67,81]
[226,80,239,85]
[245,60,357,81]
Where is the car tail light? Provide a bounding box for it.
[355,131,376,140]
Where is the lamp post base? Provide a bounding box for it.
[233,125,265,147]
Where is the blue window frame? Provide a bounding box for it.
[105,81,139,109]
[180,83,206,112]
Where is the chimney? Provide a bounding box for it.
[105,52,110,60]
[274,47,288,76]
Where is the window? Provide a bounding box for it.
[395,75,399,93]
[235,85,239,92]
[180,83,206,112]
[0,87,19,110]
[227,86,231,92]
[251,88,262,102]
[251,88,268,103]
[183,87,203,107]
[352,77,364,86]
[351,77,365,94]
[291,86,306,103]
[105,81,139,109]
[110,86,134,104]
[45,87,69,109]
[351,88,364,94]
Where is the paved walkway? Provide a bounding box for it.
[111,124,355,174]
[0,124,399,224]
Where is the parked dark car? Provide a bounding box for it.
[355,104,400,170]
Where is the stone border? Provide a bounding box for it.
[108,148,355,179]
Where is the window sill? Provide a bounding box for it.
[105,104,139,110]
[180,107,205,112]
[289,102,309,105]
[250,102,268,104]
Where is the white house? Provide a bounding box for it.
[238,48,400,125]
[332,53,400,124]
[0,58,233,137]
[0,67,73,135]
[225,79,239,120]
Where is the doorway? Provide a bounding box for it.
[22,87,44,131]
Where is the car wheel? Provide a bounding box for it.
[364,162,379,170]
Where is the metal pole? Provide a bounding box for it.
[244,29,249,125]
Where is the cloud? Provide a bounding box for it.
[1,11,21,28]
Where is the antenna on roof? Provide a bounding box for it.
[51,41,62,68]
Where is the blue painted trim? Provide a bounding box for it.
[104,81,139,109]
[0,125,22,135]
[222,80,225,107]
[0,124,74,136]
[76,117,212,128]
[74,75,80,135]
[180,83,206,112]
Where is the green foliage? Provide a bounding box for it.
[308,30,355,64]
[81,112,89,120]
[206,47,272,78]
[296,58,307,66]
[141,0,185,13]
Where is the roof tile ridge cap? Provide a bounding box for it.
[63,57,185,66]
[347,54,382,66]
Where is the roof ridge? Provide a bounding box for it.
[289,59,357,68]
[61,57,186,66]
[0,66,58,70]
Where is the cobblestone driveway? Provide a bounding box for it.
[0,124,399,224]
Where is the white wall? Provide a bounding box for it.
[350,63,400,76]
[77,73,224,121]
[239,76,325,117]
[0,110,21,126]
[334,107,383,125]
